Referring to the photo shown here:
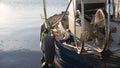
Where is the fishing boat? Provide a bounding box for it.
[40,0,120,68]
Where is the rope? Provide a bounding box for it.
[47,0,83,54]
[52,0,73,28]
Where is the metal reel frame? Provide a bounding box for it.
[91,9,108,52]
[75,9,108,53]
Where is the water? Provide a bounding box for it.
[0,0,68,68]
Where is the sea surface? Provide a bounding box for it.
[0,0,67,68]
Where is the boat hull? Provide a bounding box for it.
[54,41,103,68]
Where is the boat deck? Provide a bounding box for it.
[48,14,120,68]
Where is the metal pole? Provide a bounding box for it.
[79,0,85,54]
[117,0,120,18]
[42,0,50,28]
[43,0,47,20]
[107,0,110,38]
[81,0,84,32]
[73,0,76,35]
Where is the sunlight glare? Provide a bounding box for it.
[0,3,10,15]
[0,3,11,25]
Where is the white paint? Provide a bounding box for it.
[68,0,76,34]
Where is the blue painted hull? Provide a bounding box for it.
[55,41,103,68]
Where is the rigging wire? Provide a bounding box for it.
[52,0,73,28]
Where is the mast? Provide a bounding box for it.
[43,0,47,21]
[42,0,50,28]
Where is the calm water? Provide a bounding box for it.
[0,0,67,68]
